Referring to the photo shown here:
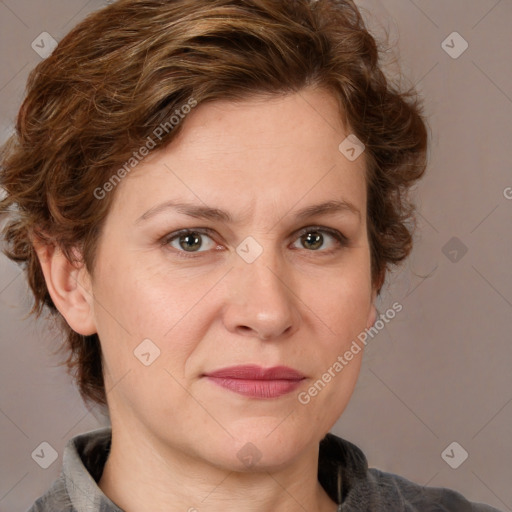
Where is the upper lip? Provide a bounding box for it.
[204,365,305,380]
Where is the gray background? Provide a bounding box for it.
[0,1,511,511]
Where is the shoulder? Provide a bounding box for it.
[367,467,503,512]
[319,432,502,512]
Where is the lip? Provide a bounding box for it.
[205,364,305,380]
[204,365,306,399]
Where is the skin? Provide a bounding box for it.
[36,87,378,512]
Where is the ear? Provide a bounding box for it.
[366,286,378,329]
[367,269,385,329]
[34,242,97,336]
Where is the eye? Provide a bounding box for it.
[164,229,219,256]
[162,226,349,259]
[291,226,348,253]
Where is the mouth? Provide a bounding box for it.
[203,364,306,399]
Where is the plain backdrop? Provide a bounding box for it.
[0,1,511,511]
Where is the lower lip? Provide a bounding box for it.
[205,377,304,398]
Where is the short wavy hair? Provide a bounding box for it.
[0,0,428,410]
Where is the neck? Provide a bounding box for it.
[98,423,338,512]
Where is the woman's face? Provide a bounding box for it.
[87,87,377,469]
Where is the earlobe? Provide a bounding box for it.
[34,242,97,336]
[367,288,378,329]
[367,303,377,329]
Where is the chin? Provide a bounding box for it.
[209,422,314,471]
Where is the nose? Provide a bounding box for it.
[222,250,301,341]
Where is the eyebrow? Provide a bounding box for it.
[135,199,361,225]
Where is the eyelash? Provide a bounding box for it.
[160,226,349,259]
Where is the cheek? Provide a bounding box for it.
[95,252,178,332]
[300,267,370,417]
[301,261,372,344]
[92,256,215,375]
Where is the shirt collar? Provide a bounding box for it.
[62,427,369,511]
[63,427,122,511]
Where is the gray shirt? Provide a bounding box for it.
[27,427,502,511]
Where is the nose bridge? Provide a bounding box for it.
[223,236,300,340]
[239,238,291,305]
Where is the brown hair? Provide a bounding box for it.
[0,0,428,410]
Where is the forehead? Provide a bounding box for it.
[164,88,358,162]
[112,88,367,223]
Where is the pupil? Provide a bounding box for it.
[180,233,202,251]
[304,232,322,250]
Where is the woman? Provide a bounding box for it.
[0,0,502,510]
